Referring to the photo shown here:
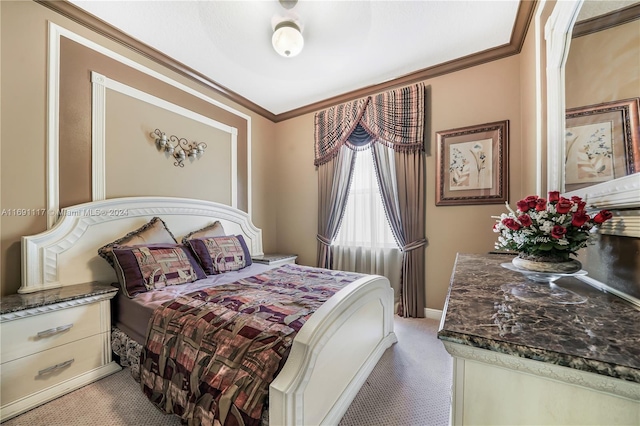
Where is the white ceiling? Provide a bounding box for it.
[70,0,521,115]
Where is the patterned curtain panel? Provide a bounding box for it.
[314,83,425,166]
[360,84,425,153]
[373,144,426,318]
[314,98,369,166]
[316,147,357,269]
[315,82,426,317]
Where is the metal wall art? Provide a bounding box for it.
[151,129,207,167]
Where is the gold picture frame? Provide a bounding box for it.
[436,120,509,206]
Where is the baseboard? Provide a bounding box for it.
[424,308,443,321]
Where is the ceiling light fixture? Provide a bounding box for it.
[272,20,304,58]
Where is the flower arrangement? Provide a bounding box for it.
[493,191,612,261]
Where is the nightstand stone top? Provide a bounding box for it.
[253,254,297,264]
[0,282,118,315]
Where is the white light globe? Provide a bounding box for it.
[272,21,304,58]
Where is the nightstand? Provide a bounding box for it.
[253,254,298,268]
[0,282,121,422]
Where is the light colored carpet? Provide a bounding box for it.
[4,317,452,426]
[338,317,452,426]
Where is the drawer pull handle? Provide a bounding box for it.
[37,323,73,338]
[37,359,75,376]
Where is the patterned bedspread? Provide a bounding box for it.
[140,264,364,426]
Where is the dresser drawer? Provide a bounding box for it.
[1,303,103,363]
[0,333,105,406]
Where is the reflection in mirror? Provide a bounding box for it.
[564,1,640,192]
[545,0,640,307]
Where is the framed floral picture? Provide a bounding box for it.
[436,120,509,206]
[565,98,640,192]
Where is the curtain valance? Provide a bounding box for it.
[314,83,425,166]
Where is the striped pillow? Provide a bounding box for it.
[112,244,206,297]
[186,235,252,275]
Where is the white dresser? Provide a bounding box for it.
[0,283,121,422]
[439,254,640,425]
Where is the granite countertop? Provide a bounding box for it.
[438,253,640,383]
[0,282,118,315]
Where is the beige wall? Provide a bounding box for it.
[0,1,277,296]
[1,1,547,310]
[566,20,640,108]
[274,53,534,310]
[104,91,233,203]
[274,113,317,265]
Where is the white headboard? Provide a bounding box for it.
[20,197,263,294]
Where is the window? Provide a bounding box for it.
[334,148,398,249]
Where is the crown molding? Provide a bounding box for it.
[573,3,640,39]
[34,0,277,122]
[277,0,537,121]
[36,0,537,123]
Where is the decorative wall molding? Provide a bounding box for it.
[568,173,640,211]
[37,0,536,123]
[46,22,62,229]
[90,71,238,207]
[596,207,640,238]
[441,341,640,401]
[46,23,253,228]
[91,73,107,202]
[572,3,640,38]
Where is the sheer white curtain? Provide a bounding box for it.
[333,148,402,307]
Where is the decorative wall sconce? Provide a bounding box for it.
[151,129,207,167]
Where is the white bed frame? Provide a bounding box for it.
[21,196,397,425]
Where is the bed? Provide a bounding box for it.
[20,196,397,425]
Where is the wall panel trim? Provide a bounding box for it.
[46,22,252,228]
[91,73,107,202]
[90,71,238,208]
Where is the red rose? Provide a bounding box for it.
[576,201,586,212]
[571,211,590,227]
[502,218,521,231]
[551,225,567,239]
[516,200,529,212]
[593,210,613,224]
[525,195,539,209]
[548,191,560,203]
[571,196,583,203]
[518,214,533,227]
[556,198,572,214]
[535,198,547,211]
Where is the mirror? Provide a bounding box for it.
[565,1,640,193]
[546,0,640,215]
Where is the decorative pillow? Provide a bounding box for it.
[98,217,177,267]
[181,221,226,244]
[186,235,252,275]
[111,244,206,298]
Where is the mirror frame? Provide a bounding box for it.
[545,0,640,238]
